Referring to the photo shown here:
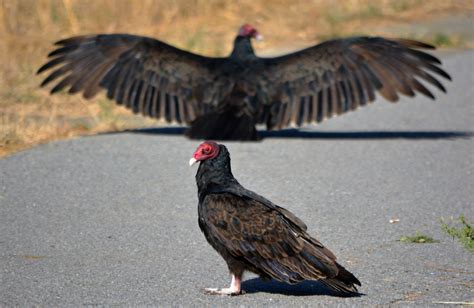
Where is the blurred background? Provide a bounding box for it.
[1,0,473,156]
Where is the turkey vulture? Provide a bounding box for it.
[189,141,361,295]
[38,24,451,140]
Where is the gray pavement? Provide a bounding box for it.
[1,51,473,306]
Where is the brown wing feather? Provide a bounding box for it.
[38,34,230,124]
[200,193,342,284]
[260,37,451,130]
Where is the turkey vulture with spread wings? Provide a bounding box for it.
[189,141,361,295]
[38,24,450,140]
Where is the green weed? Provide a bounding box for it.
[399,232,439,244]
[441,215,474,252]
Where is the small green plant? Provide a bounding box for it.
[324,9,347,28]
[399,232,439,244]
[441,215,474,253]
[433,33,453,47]
[429,33,465,48]
[185,30,206,52]
[389,0,421,12]
[97,99,118,123]
[358,4,383,19]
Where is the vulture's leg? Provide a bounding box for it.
[186,111,258,141]
[204,274,243,295]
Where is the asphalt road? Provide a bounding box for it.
[1,51,473,306]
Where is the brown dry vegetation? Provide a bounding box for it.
[1,0,473,157]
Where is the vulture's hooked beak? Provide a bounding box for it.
[189,157,198,166]
[255,34,264,42]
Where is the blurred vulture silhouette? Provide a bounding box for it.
[38,24,451,140]
[189,141,360,295]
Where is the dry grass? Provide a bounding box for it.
[1,0,473,157]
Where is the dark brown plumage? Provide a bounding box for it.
[38,24,451,140]
[189,141,361,295]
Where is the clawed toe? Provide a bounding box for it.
[204,287,242,296]
[204,274,243,296]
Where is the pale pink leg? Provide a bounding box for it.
[204,274,242,295]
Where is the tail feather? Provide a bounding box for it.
[256,243,360,295]
[320,278,358,295]
[321,263,361,294]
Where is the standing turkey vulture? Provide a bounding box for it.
[189,141,361,295]
[38,24,451,140]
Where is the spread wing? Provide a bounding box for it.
[201,193,339,283]
[37,34,232,124]
[258,37,451,129]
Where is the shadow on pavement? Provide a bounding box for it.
[260,129,473,139]
[241,278,363,297]
[105,127,473,140]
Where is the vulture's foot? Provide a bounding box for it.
[204,274,243,296]
[203,287,243,296]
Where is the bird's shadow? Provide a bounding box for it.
[241,278,363,297]
[113,127,473,140]
[260,129,473,140]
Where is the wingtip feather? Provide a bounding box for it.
[54,35,90,46]
[37,65,47,75]
[395,38,436,50]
